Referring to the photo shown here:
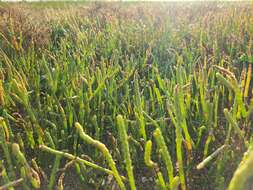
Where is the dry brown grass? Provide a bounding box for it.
[0,2,252,51]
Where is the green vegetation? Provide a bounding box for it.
[0,2,253,189]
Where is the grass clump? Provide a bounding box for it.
[0,2,253,189]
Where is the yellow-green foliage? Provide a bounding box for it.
[116,115,136,190]
[228,146,253,190]
[0,2,253,190]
